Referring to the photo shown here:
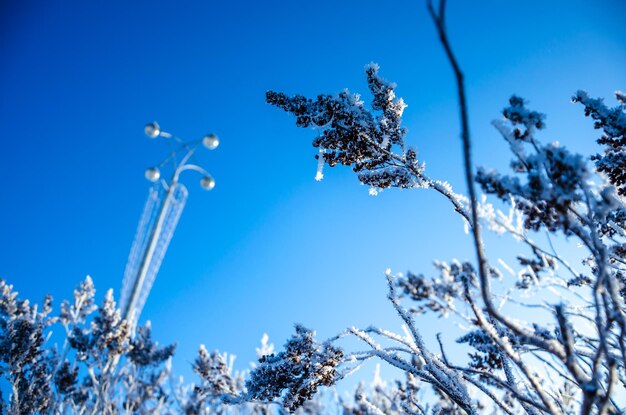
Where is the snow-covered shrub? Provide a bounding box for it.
[0,277,178,414]
[244,324,343,412]
[0,278,337,414]
[262,1,626,413]
[0,280,54,414]
[2,0,625,413]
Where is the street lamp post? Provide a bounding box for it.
[120,122,218,329]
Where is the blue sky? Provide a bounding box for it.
[1,0,625,385]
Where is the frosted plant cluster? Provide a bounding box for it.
[2,1,625,414]
[259,1,626,413]
[266,63,424,194]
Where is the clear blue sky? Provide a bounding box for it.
[1,0,625,385]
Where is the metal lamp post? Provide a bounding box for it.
[119,122,218,329]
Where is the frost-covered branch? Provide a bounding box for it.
[263,0,626,413]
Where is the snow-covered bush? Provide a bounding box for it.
[2,1,624,414]
[261,1,626,413]
[0,276,178,414]
[244,324,343,412]
[0,277,340,414]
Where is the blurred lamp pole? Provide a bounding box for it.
[120,122,219,329]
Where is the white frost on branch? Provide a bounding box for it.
[315,148,325,181]
[256,333,274,359]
